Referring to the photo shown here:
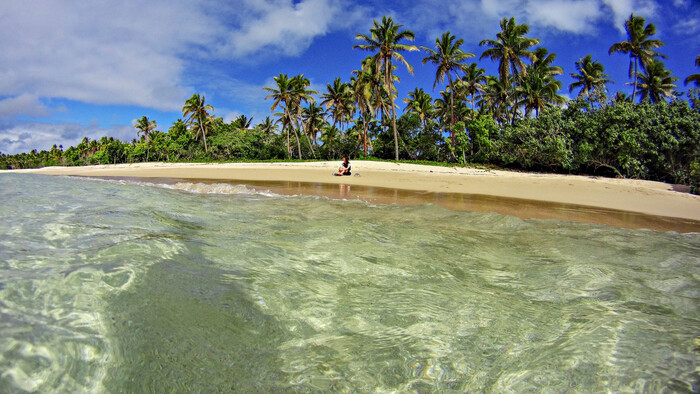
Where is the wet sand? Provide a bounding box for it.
[6,161,700,232]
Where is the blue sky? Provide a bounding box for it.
[0,0,698,154]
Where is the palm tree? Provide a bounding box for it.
[263,73,295,156]
[634,59,678,103]
[611,91,631,105]
[479,17,540,85]
[433,90,450,130]
[531,47,563,77]
[231,115,253,130]
[257,116,278,136]
[609,13,666,102]
[569,55,612,98]
[458,63,487,110]
[517,65,566,117]
[320,124,340,158]
[422,31,474,147]
[134,116,157,143]
[685,55,700,87]
[351,57,377,155]
[512,47,563,119]
[134,115,157,161]
[302,103,326,146]
[320,78,354,132]
[182,93,214,152]
[403,87,434,126]
[288,74,318,159]
[479,76,514,124]
[355,15,419,160]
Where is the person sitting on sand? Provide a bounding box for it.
[337,156,351,176]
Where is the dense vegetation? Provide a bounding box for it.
[2,14,699,187]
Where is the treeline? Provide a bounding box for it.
[2,95,699,185]
[1,14,699,187]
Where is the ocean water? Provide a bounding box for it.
[0,173,698,392]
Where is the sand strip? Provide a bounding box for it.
[5,161,700,223]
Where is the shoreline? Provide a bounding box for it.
[5,161,700,228]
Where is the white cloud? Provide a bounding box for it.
[0,95,50,118]
[221,0,345,57]
[0,122,134,154]
[601,0,657,33]
[395,0,666,39]
[526,0,604,33]
[0,0,365,117]
[0,1,216,112]
[481,0,523,17]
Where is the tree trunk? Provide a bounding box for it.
[292,123,303,160]
[448,74,456,148]
[363,115,368,156]
[632,57,638,103]
[386,61,399,161]
[285,111,291,157]
[200,122,208,152]
[300,120,316,159]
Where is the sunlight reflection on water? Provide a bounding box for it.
[0,174,698,392]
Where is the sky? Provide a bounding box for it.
[0,0,698,154]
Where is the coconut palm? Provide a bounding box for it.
[134,115,157,161]
[634,59,678,103]
[610,91,631,105]
[257,116,278,136]
[531,47,563,77]
[288,74,318,159]
[432,89,451,132]
[517,65,566,117]
[685,55,700,87]
[320,124,341,158]
[569,55,612,98]
[182,93,214,152]
[231,115,253,130]
[351,58,377,155]
[302,103,326,146]
[263,73,295,156]
[479,76,515,124]
[355,15,419,160]
[479,17,540,85]
[403,87,434,126]
[609,13,666,102]
[458,63,487,110]
[421,31,474,147]
[320,78,354,132]
[512,47,564,119]
[134,116,157,143]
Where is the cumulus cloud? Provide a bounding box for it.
[600,0,657,32]
[0,122,134,155]
[0,0,365,116]
[0,95,51,118]
[0,1,217,112]
[394,0,665,39]
[220,0,346,57]
[526,0,604,33]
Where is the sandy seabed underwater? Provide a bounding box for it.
[0,174,698,392]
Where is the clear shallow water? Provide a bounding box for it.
[0,174,698,392]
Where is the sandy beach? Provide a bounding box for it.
[7,161,700,224]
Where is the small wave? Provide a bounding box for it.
[165,182,277,196]
[84,177,284,197]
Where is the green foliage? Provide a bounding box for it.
[483,98,700,183]
[445,121,470,165]
[466,114,498,162]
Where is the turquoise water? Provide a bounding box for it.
[0,174,698,392]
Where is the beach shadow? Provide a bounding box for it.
[671,184,692,193]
